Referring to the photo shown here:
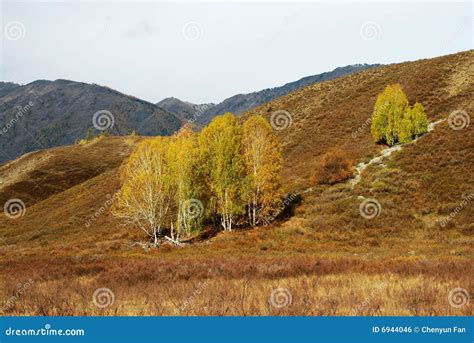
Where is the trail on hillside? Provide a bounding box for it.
[299,118,446,195]
[350,118,446,188]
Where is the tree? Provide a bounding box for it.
[168,126,201,240]
[198,113,245,231]
[311,148,353,185]
[112,137,174,245]
[397,114,414,144]
[371,84,429,145]
[410,102,429,136]
[242,115,283,227]
[371,84,409,146]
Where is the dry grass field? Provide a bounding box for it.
[0,50,472,316]
[1,257,472,316]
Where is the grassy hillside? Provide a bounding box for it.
[0,50,472,316]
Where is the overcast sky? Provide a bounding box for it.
[1,1,472,104]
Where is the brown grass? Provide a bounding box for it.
[0,256,471,316]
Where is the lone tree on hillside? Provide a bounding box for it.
[242,115,283,227]
[371,84,428,146]
[311,148,353,185]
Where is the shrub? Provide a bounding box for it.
[311,148,353,185]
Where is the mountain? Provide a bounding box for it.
[157,64,379,125]
[0,79,183,163]
[156,97,215,122]
[0,64,377,164]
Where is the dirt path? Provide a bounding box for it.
[350,118,446,188]
[297,118,446,195]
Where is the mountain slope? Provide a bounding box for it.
[243,50,473,191]
[0,82,21,97]
[0,50,472,260]
[0,79,183,163]
[157,64,379,125]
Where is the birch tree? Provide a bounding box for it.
[242,115,282,226]
[198,113,245,231]
[113,137,174,245]
[371,84,428,145]
[371,84,409,146]
[169,126,201,240]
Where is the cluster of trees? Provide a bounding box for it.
[371,84,428,146]
[112,113,282,245]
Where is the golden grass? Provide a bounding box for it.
[1,257,471,316]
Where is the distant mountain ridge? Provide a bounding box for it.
[0,63,378,164]
[156,97,215,122]
[157,64,379,124]
[0,79,182,164]
[0,82,21,97]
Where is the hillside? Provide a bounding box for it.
[0,51,472,316]
[0,80,182,164]
[157,64,378,125]
[1,49,472,256]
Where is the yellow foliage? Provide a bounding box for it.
[243,115,283,226]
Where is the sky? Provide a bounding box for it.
[0,1,472,104]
